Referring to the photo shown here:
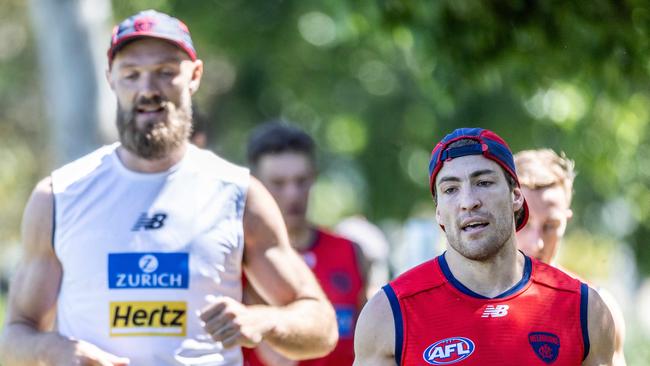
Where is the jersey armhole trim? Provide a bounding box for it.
[580,282,590,360]
[383,284,403,366]
[51,176,56,252]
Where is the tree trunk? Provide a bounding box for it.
[28,0,116,165]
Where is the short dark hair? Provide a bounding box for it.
[247,121,315,170]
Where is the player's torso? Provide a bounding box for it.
[51,144,249,365]
[242,229,364,366]
[300,230,364,365]
[388,255,586,366]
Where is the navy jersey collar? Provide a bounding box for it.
[438,251,532,299]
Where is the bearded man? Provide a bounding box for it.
[0,10,337,366]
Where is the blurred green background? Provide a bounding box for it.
[1,0,649,363]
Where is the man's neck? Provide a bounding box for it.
[445,239,524,298]
[288,225,315,252]
[116,142,188,173]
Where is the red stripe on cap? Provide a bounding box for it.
[480,130,512,150]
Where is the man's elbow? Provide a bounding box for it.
[312,301,339,357]
[0,325,17,366]
[323,311,339,354]
[309,300,339,358]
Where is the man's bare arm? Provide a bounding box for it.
[0,178,129,366]
[597,288,626,365]
[583,286,616,366]
[201,177,337,360]
[353,290,395,366]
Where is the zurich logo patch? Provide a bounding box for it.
[423,337,475,365]
[528,332,560,364]
[108,252,189,289]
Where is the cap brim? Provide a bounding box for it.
[108,33,197,64]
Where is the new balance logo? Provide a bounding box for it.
[132,213,168,231]
[481,304,509,318]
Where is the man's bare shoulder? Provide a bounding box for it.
[242,176,287,249]
[30,177,54,208]
[354,289,395,366]
[583,286,616,366]
[22,177,54,254]
[359,288,393,324]
[595,288,626,365]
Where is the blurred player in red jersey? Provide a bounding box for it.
[243,121,369,366]
[515,148,626,365]
[354,128,616,366]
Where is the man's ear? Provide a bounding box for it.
[106,68,115,91]
[512,186,525,212]
[189,59,203,94]
[435,206,446,232]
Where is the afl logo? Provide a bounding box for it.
[139,254,159,273]
[423,337,475,365]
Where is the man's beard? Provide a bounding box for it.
[116,95,193,160]
[445,212,514,261]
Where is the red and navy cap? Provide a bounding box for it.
[108,9,197,65]
[428,128,529,231]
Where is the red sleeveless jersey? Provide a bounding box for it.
[244,228,364,366]
[384,253,589,366]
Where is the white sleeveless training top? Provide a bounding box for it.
[51,143,249,366]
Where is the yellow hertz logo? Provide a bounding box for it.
[110,301,186,337]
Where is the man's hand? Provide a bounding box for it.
[199,295,273,349]
[254,342,298,366]
[52,339,130,366]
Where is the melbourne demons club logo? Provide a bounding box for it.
[133,17,156,32]
[422,337,475,365]
[528,332,560,364]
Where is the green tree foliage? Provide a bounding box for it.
[374,0,650,272]
[0,0,45,248]
[0,1,647,360]
[2,1,648,275]
[111,0,650,273]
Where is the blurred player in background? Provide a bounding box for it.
[244,121,369,366]
[515,148,627,365]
